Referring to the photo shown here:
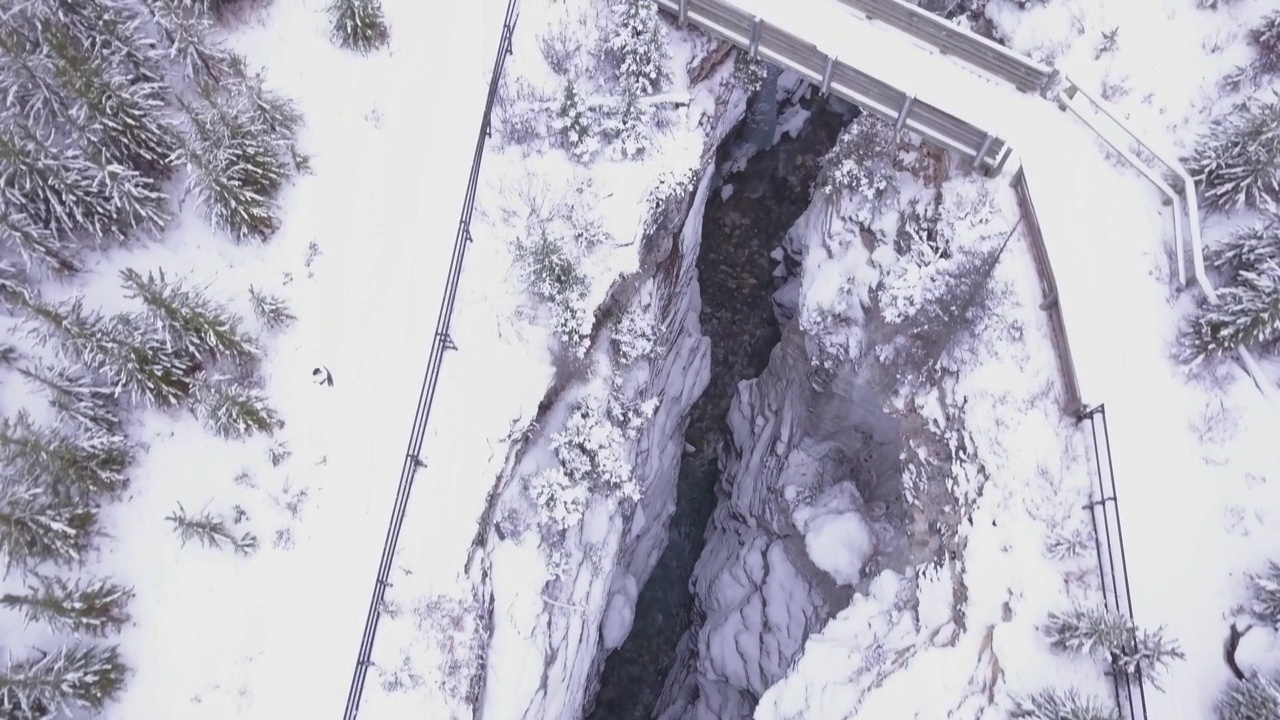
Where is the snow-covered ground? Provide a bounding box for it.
[1,0,507,716]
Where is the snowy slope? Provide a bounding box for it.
[14,0,513,717]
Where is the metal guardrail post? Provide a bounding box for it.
[748,16,762,58]
[894,94,915,132]
[972,133,994,172]
[819,55,836,95]
[678,0,688,26]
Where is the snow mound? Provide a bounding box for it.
[803,512,875,587]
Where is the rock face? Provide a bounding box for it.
[652,197,912,720]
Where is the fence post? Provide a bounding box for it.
[678,0,688,27]
[972,133,994,173]
[894,94,915,133]
[819,55,836,95]
[748,17,762,58]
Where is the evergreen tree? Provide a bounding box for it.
[1245,561,1280,630]
[1218,673,1280,720]
[32,14,178,178]
[609,0,669,97]
[177,84,291,242]
[248,285,295,331]
[326,0,390,54]
[14,364,122,434]
[166,502,258,554]
[0,411,132,503]
[22,294,196,407]
[1181,264,1280,360]
[0,643,127,717]
[191,373,282,438]
[120,268,259,367]
[553,79,598,163]
[0,122,120,243]
[0,260,30,309]
[817,112,898,201]
[1185,95,1280,213]
[1251,11,1280,79]
[1012,687,1117,720]
[0,482,98,573]
[1210,214,1280,278]
[145,0,240,85]
[0,575,133,637]
[0,203,81,274]
[1045,606,1185,682]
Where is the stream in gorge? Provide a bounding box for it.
[585,85,853,720]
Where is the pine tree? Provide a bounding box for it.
[0,411,132,503]
[607,0,669,159]
[0,482,98,573]
[0,122,121,243]
[1044,606,1185,682]
[1251,11,1280,79]
[1218,673,1280,720]
[14,364,122,434]
[1012,687,1118,720]
[145,0,240,85]
[1181,264,1280,360]
[166,502,258,554]
[120,268,259,368]
[22,294,196,407]
[1185,95,1280,213]
[327,0,390,54]
[248,285,295,331]
[33,14,178,178]
[191,373,282,438]
[0,575,133,637]
[554,79,598,163]
[610,86,652,160]
[817,112,898,201]
[0,643,128,717]
[1245,561,1280,630]
[0,203,81,274]
[177,84,291,242]
[1210,215,1280,278]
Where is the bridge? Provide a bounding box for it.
[342,0,1279,718]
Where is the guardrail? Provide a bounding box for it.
[1056,77,1278,405]
[340,0,522,717]
[1079,404,1149,720]
[833,0,1053,94]
[656,0,1012,176]
[1010,166,1084,417]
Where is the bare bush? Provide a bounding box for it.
[538,19,583,76]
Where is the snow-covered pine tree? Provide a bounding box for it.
[1181,264,1280,360]
[14,364,122,434]
[0,411,132,503]
[190,373,282,438]
[166,502,258,554]
[0,482,98,573]
[517,231,591,354]
[32,13,178,179]
[554,78,599,163]
[21,294,196,407]
[1245,561,1280,630]
[1011,687,1118,720]
[607,0,669,159]
[326,0,390,54]
[731,51,769,93]
[1218,673,1280,720]
[0,122,122,243]
[1045,606,1185,682]
[0,203,81,274]
[1184,95,1280,213]
[526,467,589,530]
[120,268,259,368]
[0,575,133,637]
[248,285,295,331]
[177,83,291,242]
[817,112,898,202]
[0,643,128,717]
[1210,214,1280,278]
[145,0,240,85]
[551,400,637,500]
[1251,11,1280,79]
[0,259,30,308]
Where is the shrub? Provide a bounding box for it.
[166,502,258,555]
[1245,561,1280,630]
[526,467,589,530]
[192,374,283,439]
[249,285,296,331]
[553,79,600,163]
[327,0,390,54]
[816,113,898,205]
[1012,688,1117,720]
[1252,12,1280,78]
[1218,673,1280,720]
[0,575,133,637]
[551,401,637,501]
[1044,606,1185,683]
[0,643,128,717]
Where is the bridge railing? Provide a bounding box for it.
[833,0,1054,94]
[1010,166,1084,417]
[656,0,1012,176]
[1056,76,1278,405]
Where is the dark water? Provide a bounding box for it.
[585,91,848,720]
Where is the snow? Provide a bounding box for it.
[801,512,875,586]
[602,572,639,650]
